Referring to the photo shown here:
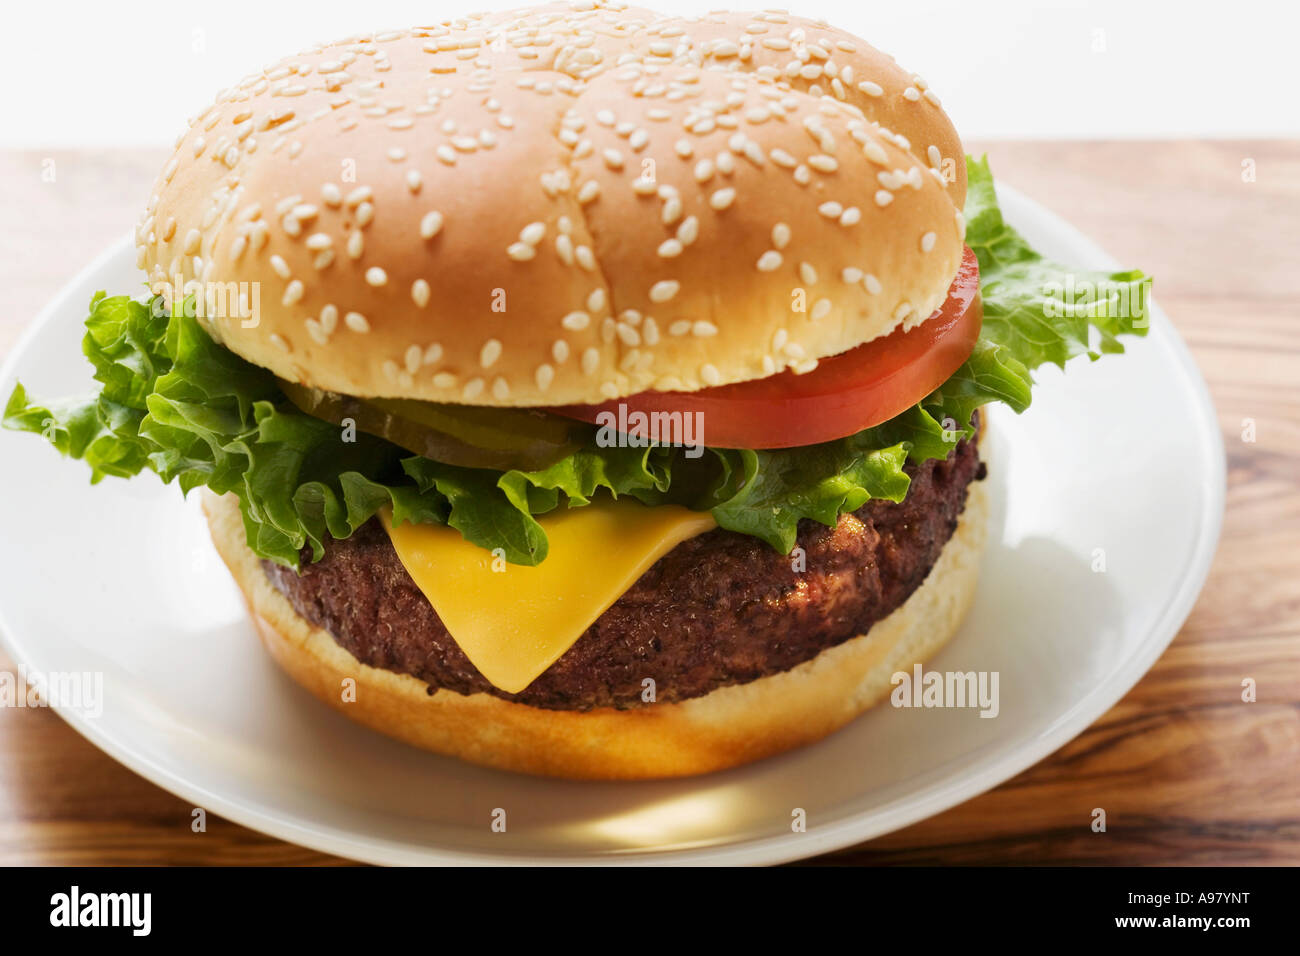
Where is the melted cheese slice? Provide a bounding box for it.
[380,500,716,694]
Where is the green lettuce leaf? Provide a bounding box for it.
[4,157,1150,566]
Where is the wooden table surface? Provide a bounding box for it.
[0,141,1296,866]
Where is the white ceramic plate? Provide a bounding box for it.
[0,184,1223,865]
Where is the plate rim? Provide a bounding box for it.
[0,183,1226,866]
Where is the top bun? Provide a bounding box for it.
[137,2,967,407]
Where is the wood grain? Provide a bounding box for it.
[0,142,1296,866]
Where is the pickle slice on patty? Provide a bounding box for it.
[279,380,588,471]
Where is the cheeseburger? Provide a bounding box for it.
[5,2,1149,778]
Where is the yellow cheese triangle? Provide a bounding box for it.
[380,499,716,694]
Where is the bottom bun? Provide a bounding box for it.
[203,476,989,780]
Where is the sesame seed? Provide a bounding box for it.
[405,345,423,375]
[842,267,863,283]
[345,186,371,207]
[520,221,546,245]
[602,148,624,170]
[347,230,364,259]
[406,170,423,192]
[432,373,456,389]
[658,238,684,258]
[535,364,554,391]
[412,279,431,307]
[305,233,332,250]
[677,216,699,245]
[420,211,444,239]
[693,320,718,337]
[921,231,937,252]
[575,290,602,317]
[344,311,370,333]
[364,266,387,287]
[480,339,503,368]
[578,180,600,203]
[507,242,535,261]
[320,305,338,333]
[562,311,591,331]
[701,363,722,386]
[772,223,791,248]
[812,299,832,320]
[710,187,736,210]
[840,207,861,227]
[355,202,374,227]
[462,378,484,400]
[769,148,796,168]
[581,348,600,376]
[858,81,884,97]
[863,274,883,295]
[903,86,921,102]
[818,201,843,219]
[874,190,894,207]
[863,141,889,165]
[808,154,838,173]
[757,250,782,272]
[269,254,291,279]
[800,262,818,285]
[282,280,304,306]
[555,234,574,264]
[650,280,680,303]
[183,229,201,255]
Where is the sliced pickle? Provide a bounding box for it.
[279,380,588,471]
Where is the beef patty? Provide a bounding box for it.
[263,432,985,711]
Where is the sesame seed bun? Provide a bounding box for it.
[137,2,967,407]
[202,473,988,779]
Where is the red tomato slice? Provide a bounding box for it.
[550,246,981,449]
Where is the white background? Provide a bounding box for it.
[3,0,1297,146]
